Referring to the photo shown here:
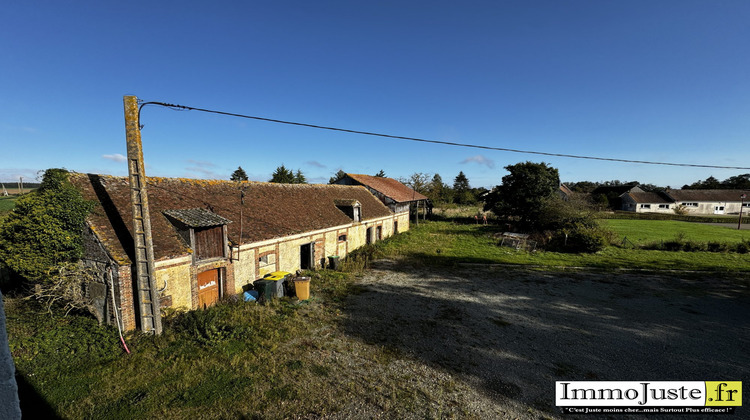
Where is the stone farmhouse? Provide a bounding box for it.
[71,173,408,331]
[621,188,749,215]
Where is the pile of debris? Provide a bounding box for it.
[493,232,536,252]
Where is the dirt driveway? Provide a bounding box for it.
[343,260,750,419]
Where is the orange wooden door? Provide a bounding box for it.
[197,269,220,308]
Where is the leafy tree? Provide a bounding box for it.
[0,169,94,283]
[484,161,559,229]
[683,176,721,190]
[403,173,430,195]
[426,174,448,204]
[269,164,306,184]
[329,170,347,184]
[230,166,248,182]
[566,181,598,194]
[374,169,386,177]
[639,183,665,192]
[591,193,609,210]
[722,173,750,189]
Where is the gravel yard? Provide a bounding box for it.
[343,260,750,419]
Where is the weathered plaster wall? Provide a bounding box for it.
[683,202,743,215]
[154,258,192,310]
[232,247,256,294]
[117,213,404,331]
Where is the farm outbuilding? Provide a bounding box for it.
[618,187,749,215]
[663,189,749,215]
[620,191,674,213]
[71,174,406,331]
[332,173,429,221]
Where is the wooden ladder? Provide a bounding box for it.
[124,96,162,334]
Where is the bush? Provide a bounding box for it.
[536,197,613,253]
[707,241,729,253]
[642,237,742,253]
[548,224,609,253]
[0,169,94,283]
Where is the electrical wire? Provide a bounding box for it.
[138,100,750,170]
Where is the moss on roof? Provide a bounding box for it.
[71,174,392,265]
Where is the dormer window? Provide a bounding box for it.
[335,199,361,222]
[164,208,232,261]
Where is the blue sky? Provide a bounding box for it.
[2,1,749,189]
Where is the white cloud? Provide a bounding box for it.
[460,155,495,168]
[102,153,127,162]
[0,168,42,182]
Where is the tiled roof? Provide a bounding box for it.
[626,192,671,204]
[666,189,750,202]
[559,184,574,196]
[71,174,393,265]
[333,199,360,207]
[163,208,232,227]
[591,185,641,195]
[345,174,428,203]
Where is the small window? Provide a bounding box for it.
[338,234,347,242]
[742,203,750,207]
[640,204,651,209]
[658,204,669,209]
[258,253,275,266]
[682,202,698,207]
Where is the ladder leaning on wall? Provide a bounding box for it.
[123,96,162,334]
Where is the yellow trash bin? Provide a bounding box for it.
[293,277,311,300]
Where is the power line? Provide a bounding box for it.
[138,101,750,170]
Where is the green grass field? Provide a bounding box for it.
[601,219,750,244]
[0,196,17,216]
[375,220,750,272]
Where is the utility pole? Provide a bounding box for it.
[739,194,746,230]
[123,95,162,334]
[18,177,23,195]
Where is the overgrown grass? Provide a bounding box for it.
[6,266,470,419]
[375,220,750,272]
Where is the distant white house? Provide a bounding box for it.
[620,192,674,213]
[620,188,749,215]
[663,189,749,215]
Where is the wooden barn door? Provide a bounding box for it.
[197,269,220,308]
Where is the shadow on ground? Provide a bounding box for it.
[342,259,750,418]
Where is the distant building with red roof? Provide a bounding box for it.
[333,173,428,215]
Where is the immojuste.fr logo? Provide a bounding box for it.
[555,381,742,415]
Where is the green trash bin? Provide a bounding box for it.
[253,279,276,300]
[328,255,340,270]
